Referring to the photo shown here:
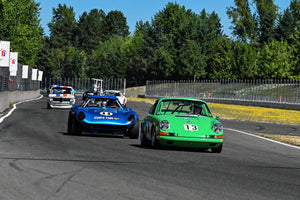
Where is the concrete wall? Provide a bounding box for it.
[0,90,41,113]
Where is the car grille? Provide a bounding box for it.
[53,98,71,102]
[85,124,129,131]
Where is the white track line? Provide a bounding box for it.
[0,95,43,124]
[225,128,300,150]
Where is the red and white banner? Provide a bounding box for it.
[9,52,18,76]
[0,41,10,67]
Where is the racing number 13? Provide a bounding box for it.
[184,124,198,131]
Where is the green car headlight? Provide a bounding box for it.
[160,120,170,131]
[213,123,223,133]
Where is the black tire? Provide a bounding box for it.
[140,128,150,147]
[211,143,223,153]
[67,112,73,134]
[129,120,139,139]
[151,128,160,149]
[47,102,51,109]
[72,117,83,135]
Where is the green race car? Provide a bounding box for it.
[140,97,223,153]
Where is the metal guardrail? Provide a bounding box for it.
[146,79,300,105]
[40,77,126,94]
[0,65,40,92]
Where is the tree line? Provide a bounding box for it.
[1,0,300,87]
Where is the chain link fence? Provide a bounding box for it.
[41,77,126,94]
[146,79,300,105]
[0,64,40,92]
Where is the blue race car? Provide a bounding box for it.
[67,95,139,138]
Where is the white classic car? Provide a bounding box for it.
[47,85,75,109]
[103,90,127,106]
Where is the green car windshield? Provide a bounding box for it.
[155,99,213,117]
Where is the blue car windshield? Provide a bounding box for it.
[156,99,213,117]
[84,98,122,108]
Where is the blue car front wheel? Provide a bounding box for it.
[72,117,83,135]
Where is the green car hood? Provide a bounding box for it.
[158,115,218,137]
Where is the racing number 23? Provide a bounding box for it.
[184,124,198,131]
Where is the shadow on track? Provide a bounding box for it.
[130,144,212,153]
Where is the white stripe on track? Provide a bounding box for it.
[0,95,43,124]
[225,128,300,150]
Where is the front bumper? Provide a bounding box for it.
[50,104,73,109]
[49,101,74,109]
[157,135,223,148]
[81,123,135,133]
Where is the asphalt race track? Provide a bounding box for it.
[0,97,299,200]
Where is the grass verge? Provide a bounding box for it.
[257,134,300,147]
[208,103,300,126]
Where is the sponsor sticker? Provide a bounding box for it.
[94,116,118,120]
[100,112,113,116]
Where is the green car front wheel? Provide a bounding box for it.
[211,143,223,153]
